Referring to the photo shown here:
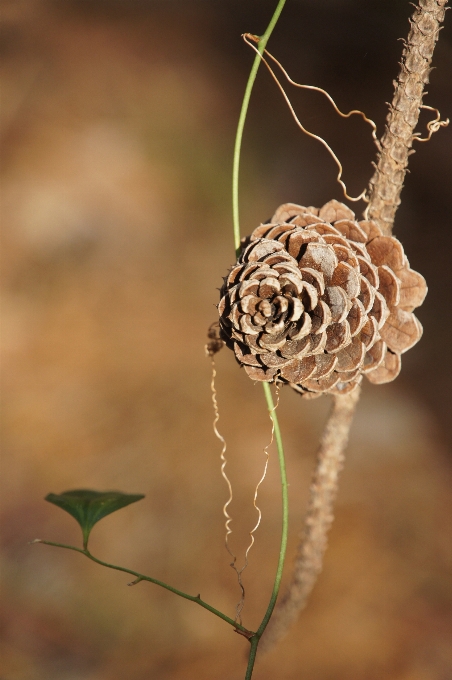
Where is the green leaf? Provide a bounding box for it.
[45,489,145,549]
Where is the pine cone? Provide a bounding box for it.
[217,199,426,398]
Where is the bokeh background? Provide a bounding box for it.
[1,1,452,679]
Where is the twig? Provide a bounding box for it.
[366,0,449,234]
[260,387,361,653]
[31,540,254,637]
[232,0,287,255]
[244,383,289,679]
[229,1,290,673]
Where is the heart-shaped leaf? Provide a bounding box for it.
[45,489,145,549]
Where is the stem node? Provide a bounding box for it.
[128,577,143,586]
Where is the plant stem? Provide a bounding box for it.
[258,383,289,636]
[245,635,260,680]
[232,0,287,255]
[34,540,254,636]
[243,383,289,679]
[366,0,448,233]
[260,387,360,653]
[231,1,288,675]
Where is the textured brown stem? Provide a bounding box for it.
[260,387,360,653]
[259,0,448,656]
[366,0,448,234]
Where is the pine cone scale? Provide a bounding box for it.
[216,199,427,397]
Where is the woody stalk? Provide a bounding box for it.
[259,0,449,651]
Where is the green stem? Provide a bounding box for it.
[232,0,287,255]
[245,636,260,680]
[35,540,254,637]
[258,383,289,637]
[231,1,288,676]
[243,384,289,679]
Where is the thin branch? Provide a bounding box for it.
[234,386,280,624]
[257,384,289,638]
[260,387,361,653]
[366,0,449,234]
[232,0,287,255]
[31,540,254,637]
[229,1,289,676]
[244,383,289,679]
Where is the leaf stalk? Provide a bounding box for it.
[33,540,254,637]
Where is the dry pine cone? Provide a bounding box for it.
[217,199,426,398]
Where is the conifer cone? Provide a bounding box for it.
[217,199,426,398]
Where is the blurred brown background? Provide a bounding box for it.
[1,1,452,679]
